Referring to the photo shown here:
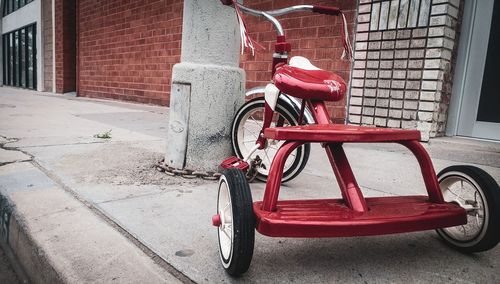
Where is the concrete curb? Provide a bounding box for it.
[0,194,62,283]
[0,161,182,283]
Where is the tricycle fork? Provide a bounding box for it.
[255,84,281,149]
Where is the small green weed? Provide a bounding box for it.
[94,129,112,139]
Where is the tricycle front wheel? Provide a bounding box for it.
[436,165,500,252]
[216,169,255,276]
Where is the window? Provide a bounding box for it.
[2,0,34,16]
[2,23,37,89]
[20,29,26,87]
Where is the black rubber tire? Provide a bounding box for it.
[217,169,255,276]
[231,97,310,183]
[436,165,500,253]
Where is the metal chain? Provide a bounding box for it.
[156,159,221,180]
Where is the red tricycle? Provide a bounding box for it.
[212,1,500,276]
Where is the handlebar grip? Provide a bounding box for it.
[312,5,341,16]
[220,0,233,5]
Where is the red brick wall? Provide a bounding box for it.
[77,0,183,105]
[55,0,77,93]
[75,0,356,116]
[241,0,357,122]
[43,0,53,92]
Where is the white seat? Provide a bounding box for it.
[288,56,322,71]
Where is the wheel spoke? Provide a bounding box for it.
[243,126,259,139]
[263,150,273,166]
[222,202,231,214]
[221,227,231,239]
[446,186,467,202]
[249,116,262,127]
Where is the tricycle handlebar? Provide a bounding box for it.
[220,1,342,36]
[220,0,351,59]
[312,5,341,16]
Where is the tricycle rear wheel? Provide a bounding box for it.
[216,169,255,276]
[436,165,500,252]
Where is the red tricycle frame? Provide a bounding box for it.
[214,0,500,277]
[218,2,466,238]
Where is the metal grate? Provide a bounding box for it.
[369,0,431,31]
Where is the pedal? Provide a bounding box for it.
[220,156,250,171]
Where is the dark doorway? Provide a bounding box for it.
[476,0,500,123]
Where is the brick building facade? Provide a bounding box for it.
[347,0,498,141]
[75,0,356,112]
[2,0,499,141]
[41,0,52,91]
[55,0,76,93]
[349,0,462,140]
[78,0,183,105]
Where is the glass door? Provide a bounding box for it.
[453,0,500,141]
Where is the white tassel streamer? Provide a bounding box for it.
[234,3,256,55]
[340,13,353,60]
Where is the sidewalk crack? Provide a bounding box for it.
[0,136,34,166]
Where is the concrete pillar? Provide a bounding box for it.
[165,0,245,171]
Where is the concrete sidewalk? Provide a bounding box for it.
[1,87,499,283]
